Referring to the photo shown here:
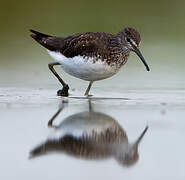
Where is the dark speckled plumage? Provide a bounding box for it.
[30,27,149,96]
[30,28,141,67]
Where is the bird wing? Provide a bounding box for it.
[60,32,112,58]
[30,30,116,59]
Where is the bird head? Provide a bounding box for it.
[118,27,150,71]
[116,126,148,167]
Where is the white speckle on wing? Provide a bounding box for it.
[47,50,118,81]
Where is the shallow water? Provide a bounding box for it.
[1,88,185,179]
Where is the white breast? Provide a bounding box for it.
[47,50,119,81]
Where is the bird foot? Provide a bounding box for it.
[85,94,93,98]
[48,120,53,127]
[57,85,69,97]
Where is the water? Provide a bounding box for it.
[1,88,185,179]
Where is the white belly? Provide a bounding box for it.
[47,50,118,81]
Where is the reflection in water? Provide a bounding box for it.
[30,100,148,167]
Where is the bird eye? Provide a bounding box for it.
[126,37,131,43]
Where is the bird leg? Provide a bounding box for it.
[84,81,93,96]
[48,100,67,127]
[88,99,93,112]
[48,62,69,96]
[48,105,63,127]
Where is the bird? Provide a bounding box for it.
[30,27,150,97]
[30,100,148,167]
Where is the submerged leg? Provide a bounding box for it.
[48,62,69,97]
[84,81,93,96]
[48,102,66,127]
[88,99,93,112]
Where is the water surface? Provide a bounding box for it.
[1,88,185,179]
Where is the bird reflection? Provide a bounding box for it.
[30,100,148,167]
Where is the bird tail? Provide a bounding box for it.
[29,143,47,159]
[29,140,62,159]
[30,29,54,50]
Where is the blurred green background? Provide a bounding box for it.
[0,0,185,90]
